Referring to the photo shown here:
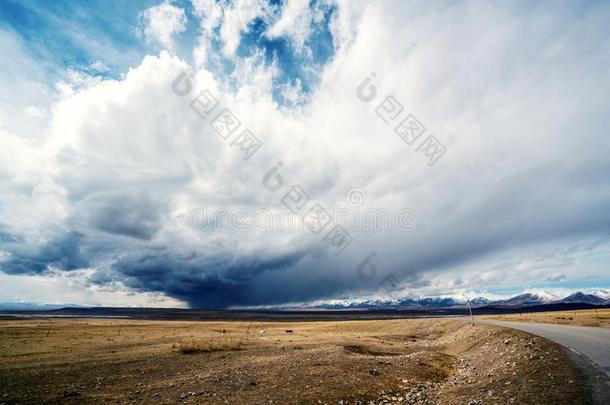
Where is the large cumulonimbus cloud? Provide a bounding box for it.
[1,0,610,307]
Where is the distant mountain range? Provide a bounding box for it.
[1,290,609,312]
[492,291,609,307]
[290,289,610,311]
[0,302,81,311]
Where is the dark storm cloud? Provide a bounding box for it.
[102,249,309,308]
[76,189,167,240]
[0,231,22,244]
[0,231,88,275]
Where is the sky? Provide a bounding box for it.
[0,0,609,308]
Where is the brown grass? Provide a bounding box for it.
[179,337,243,354]
[0,318,591,404]
[479,308,610,327]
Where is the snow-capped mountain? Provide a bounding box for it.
[494,292,555,307]
[256,289,610,310]
[490,289,610,307]
[558,292,608,305]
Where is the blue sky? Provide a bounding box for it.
[0,0,154,78]
[0,0,336,105]
[1,0,610,307]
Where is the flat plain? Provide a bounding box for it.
[0,317,595,404]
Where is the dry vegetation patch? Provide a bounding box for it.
[178,337,243,354]
[480,308,610,327]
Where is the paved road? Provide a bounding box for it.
[483,320,610,376]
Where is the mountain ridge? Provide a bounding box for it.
[242,289,610,311]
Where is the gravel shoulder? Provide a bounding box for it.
[480,319,610,404]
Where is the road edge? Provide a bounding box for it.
[564,347,610,405]
[480,320,610,404]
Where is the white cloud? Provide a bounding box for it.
[279,78,305,105]
[88,60,111,74]
[219,0,272,57]
[137,0,187,50]
[265,0,312,52]
[24,105,47,119]
[2,1,610,306]
[192,0,224,33]
[191,0,224,67]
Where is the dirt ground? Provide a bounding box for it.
[0,317,593,404]
[480,308,610,328]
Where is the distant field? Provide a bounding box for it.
[479,308,610,328]
[0,317,591,404]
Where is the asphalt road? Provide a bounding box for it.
[483,320,610,376]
